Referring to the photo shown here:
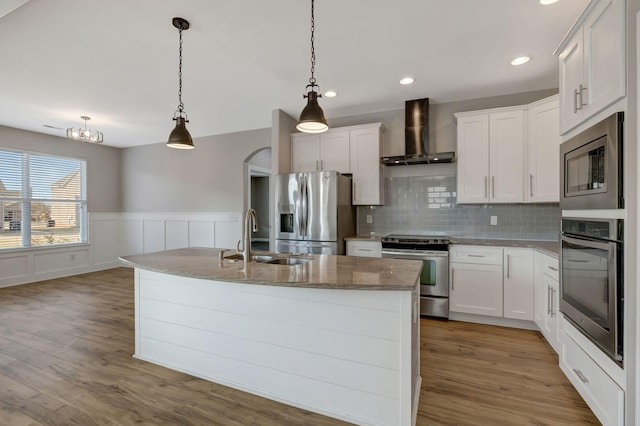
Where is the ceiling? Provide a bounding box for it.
[0,0,589,148]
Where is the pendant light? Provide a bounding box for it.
[296,0,329,134]
[66,116,103,143]
[167,17,194,149]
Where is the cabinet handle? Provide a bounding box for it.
[529,174,534,197]
[451,274,454,291]
[550,288,556,317]
[358,248,373,252]
[484,176,488,198]
[579,84,588,108]
[467,254,485,258]
[547,285,552,316]
[573,88,580,113]
[316,160,319,171]
[573,369,589,384]
[491,176,495,198]
[547,266,558,272]
[321,159,324,170]
[506,255,510,279]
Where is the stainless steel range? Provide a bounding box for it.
[381,235,449,318]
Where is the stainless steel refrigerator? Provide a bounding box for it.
[275,171,355,255]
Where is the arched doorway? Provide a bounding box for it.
[244,147,271,252]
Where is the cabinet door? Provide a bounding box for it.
[450,262,503,317]
[456,114,490,203]
[534,252,547,329]
[558,29,584,134]
[582,0,625,121]
[489,110,524,203]
[542,274,560,351]
[503,249,534,321]
[526,96,560,202]
[291,133,320,172]
[350,126,383,205]
[320,130,350,173]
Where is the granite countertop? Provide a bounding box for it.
[450,238,559,257]
[119,247,421,291]
[346,234,559,257]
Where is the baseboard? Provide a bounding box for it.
[0,262,122,288]
[449,312,538,331]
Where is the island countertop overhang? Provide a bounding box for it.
[119,247,422,291]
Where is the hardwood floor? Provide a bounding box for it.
[0,268,598,425]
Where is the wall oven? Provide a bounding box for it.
[560,218,623,365]
[381,235,449,318]
[559,112,624,210]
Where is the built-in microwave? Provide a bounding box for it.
[559,112,624,210]
[560,218,623,365]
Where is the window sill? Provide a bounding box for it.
[0,242,91,255]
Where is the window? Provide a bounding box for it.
[0,149,87,250]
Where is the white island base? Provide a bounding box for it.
[133,268,421,426]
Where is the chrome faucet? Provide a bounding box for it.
[237,208,258,263]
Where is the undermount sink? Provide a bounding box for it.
[223,252,311,265]
[264,257,312,266]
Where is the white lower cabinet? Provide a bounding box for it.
[503,248,534,321]
[346,240,382,258]
[560,328,624,426]
[534,252,560,352]
[449,246,504,317]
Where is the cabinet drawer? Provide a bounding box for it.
[560,330,624,426]
[541,254,559,280]
[450,246,502,265]
[346,240,382,258]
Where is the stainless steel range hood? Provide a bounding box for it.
[382,98,455,166]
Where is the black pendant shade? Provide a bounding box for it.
[297,89,328,133]
[167,17,194,149]
[167,116,194,149]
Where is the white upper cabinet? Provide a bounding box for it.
[456,108,524,204]
[456,114,490,203]
[291,129,350,174]
[350,124,384,205]
[557,0,625,134]
[291,123,385,206]
[526,95,561,202]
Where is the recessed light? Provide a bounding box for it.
[324,90,337,98]
[540,0,559,4]
[510,56,530,66]
[400,77,415,85]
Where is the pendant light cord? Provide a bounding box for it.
[177,27,184,113]
[309,0,316,86]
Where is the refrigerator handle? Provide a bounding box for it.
[301,175,308,237]
[297,176,304,236]
[304,176,310,237]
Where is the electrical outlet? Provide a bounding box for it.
[490,216,498,226]
[366,214,373,224]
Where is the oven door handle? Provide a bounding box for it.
[561,233,616,251]
[382,250,448,258]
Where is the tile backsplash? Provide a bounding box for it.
[357,174,559,241]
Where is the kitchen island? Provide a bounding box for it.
[120,247,422,426]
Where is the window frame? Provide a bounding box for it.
[0,147,88,251]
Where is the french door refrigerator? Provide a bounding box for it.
[275,171,355,255]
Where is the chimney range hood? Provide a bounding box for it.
[381,98,455,166]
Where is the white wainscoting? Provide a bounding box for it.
[0,212,122,288]
[0,212,242,288]
[120,212,242,256]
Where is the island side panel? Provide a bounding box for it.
[134,268,416,426]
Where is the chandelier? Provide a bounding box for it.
[66,116,103,143]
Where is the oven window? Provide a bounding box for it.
[566,140,605,193]
[562,241,610,329]
[420,259,437,286]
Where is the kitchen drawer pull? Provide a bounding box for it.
[573,368,589,384]
[358,248,373,252]
[547,266,558,272]
[467,254,485,258]
[568,259,589,263]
